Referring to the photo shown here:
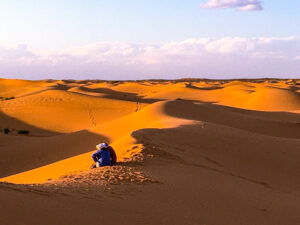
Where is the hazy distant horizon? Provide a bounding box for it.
[2,76,300,82]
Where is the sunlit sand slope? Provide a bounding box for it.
[0,79,53,97]
[1,79,300,225]
[145,81,300,111]
[0,130,107,177]
[0,101,192,183]
[0,89,143,133]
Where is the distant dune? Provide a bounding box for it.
[1,78,300,225]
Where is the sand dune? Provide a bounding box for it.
[145,81,300,111]
[242,86,300,111]
[0,130,107,178]
[0,89,144,133]
[1,78,300,225]
[0,78,54,97]
[110,81,170,97]
[1,101,192,183]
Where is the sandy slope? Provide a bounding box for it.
[1,101,192,183]
[0,89,144,133]
[0,78,54,97]
[1,79,300,225]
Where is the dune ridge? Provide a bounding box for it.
[0,101,193,183]
[1,78,300,225]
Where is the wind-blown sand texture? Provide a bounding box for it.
[1,78,300,225]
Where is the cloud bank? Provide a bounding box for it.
[200,0,263,11]
[0,36,299,80]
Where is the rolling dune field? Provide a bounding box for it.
[1,78,300,225]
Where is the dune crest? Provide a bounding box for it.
[2,79,300,184]
[0,100,193,184]
[2,79,300,225]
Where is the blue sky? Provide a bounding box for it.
[0,0,299,79]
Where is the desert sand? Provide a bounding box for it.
[1,78,300,225]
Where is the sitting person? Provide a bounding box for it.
[92,143,111,168]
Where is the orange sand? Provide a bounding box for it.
[1,78,300,225]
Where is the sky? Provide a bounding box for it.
[0,0,299,80]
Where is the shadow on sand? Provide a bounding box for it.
[163,100,300,139]
[0,110,109,178]
[75,86,161,103]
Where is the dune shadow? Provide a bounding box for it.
[288,85,300,93]
[132,122,300,193]
[185,83,224,91]
[52,83,72,91]
[0,110,109,178]
[163,100,300,139]
[76,86,160,103]
[0,110,61,137]
[0,129,109,178]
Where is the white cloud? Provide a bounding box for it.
[200,0,263,11]
[0,36,299,80]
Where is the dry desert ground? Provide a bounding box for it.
[1,78,300,225]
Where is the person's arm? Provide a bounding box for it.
[92,150,101,162]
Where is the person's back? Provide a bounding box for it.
[98,149,111,166]
[107,146,117,165]
[92,147,111,167]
